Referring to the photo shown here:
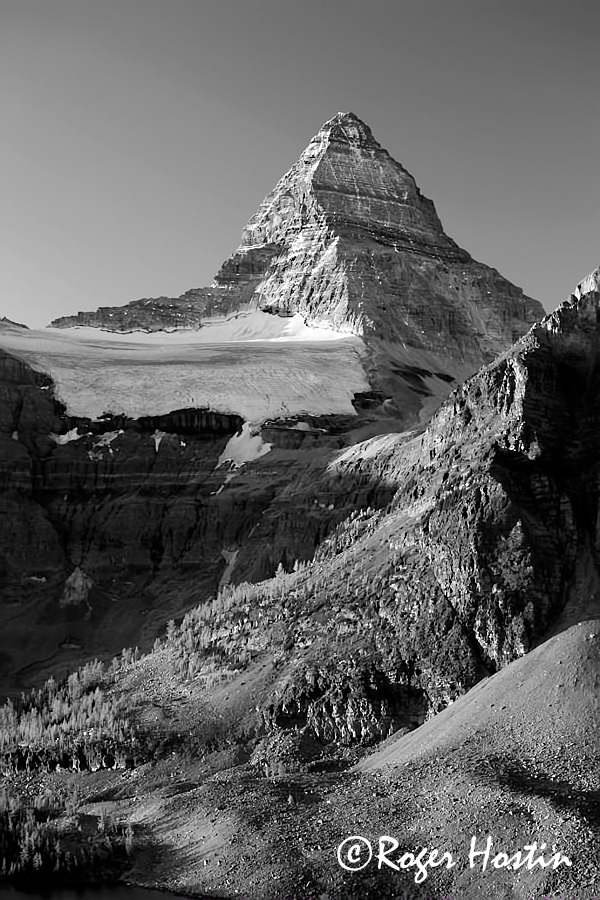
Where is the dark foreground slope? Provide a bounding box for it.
[101,619,600,900]
[1,271,598,898]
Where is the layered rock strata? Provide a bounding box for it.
[49,287,242,332]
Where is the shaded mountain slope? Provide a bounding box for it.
[1,271,599,899]
[0,340,389,699]
[357,616,599,779]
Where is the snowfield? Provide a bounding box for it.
[0,312,370,423]
[217,423,273,468]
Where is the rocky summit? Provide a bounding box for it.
[217,113,541,362]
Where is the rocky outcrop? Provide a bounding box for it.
[48,287,244,332]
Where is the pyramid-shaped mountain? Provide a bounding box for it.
[216,112,542,351]
[52,112,544,414]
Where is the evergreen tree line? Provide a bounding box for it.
[0,790,134,883]
[0,656,138,769]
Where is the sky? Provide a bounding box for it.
[1,0,597,328]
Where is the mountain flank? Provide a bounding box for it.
[1,269,598,898]
[0,113,543,696]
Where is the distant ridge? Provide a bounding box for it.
[0,316,28,330]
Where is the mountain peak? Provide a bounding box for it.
[214,114,544,403]
[573,264,600,300]
[313,111,381,150]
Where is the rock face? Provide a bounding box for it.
[0,345,394,697]
[49,287,242,332]
[218,113,541,346]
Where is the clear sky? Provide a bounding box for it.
[1,0,597,327]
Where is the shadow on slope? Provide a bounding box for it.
[357,617,600,774]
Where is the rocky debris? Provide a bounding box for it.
[59,566,94,609]
[357,618,600,777]
[250,726,325,776]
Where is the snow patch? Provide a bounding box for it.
[88,430,124,460]
[50,428,82,445]
[152,429,166,452]
[210,471,238,497]
[41,311,352,345]
[94,430,123,448]
[219,548,239,589]
[217,423,272,469]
